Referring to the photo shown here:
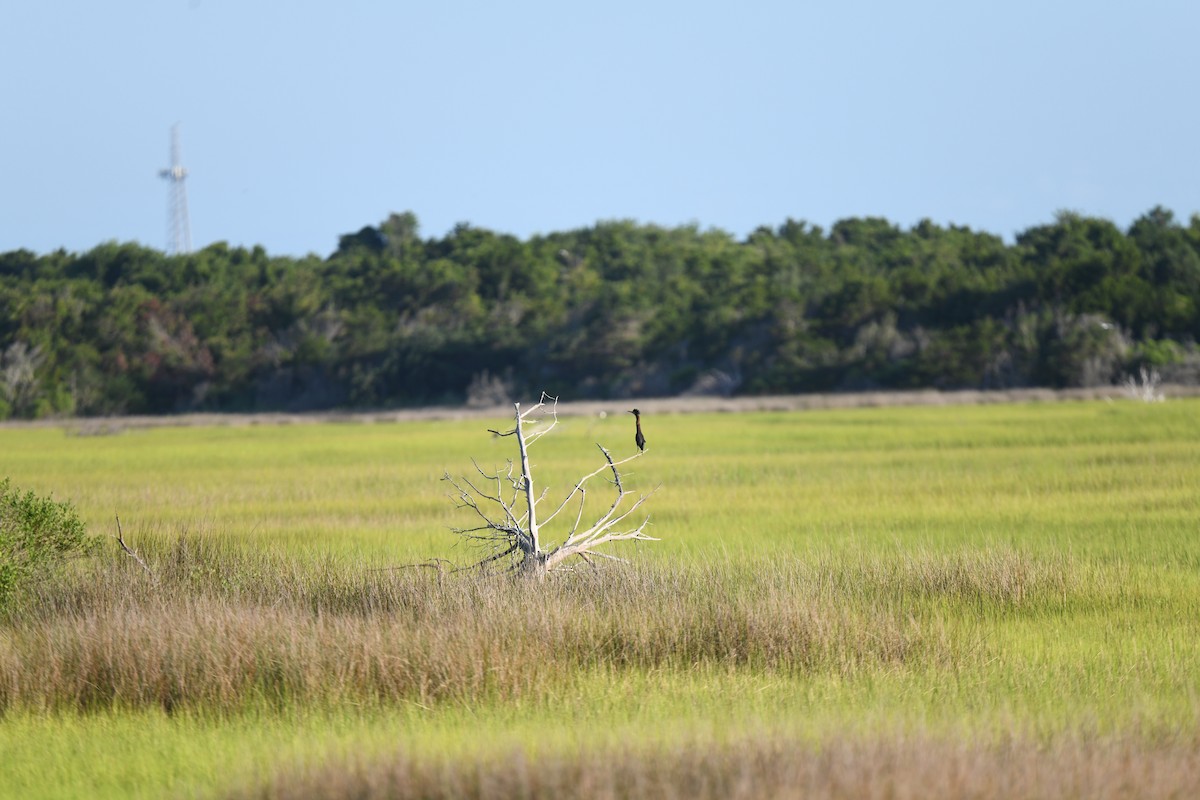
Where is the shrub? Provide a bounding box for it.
[0,478,97,608]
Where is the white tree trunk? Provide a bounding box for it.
[513,403,538,549]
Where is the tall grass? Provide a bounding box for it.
[3,532,1194,723]
[0,536,1012,713]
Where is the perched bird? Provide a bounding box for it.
[628,408,646,452]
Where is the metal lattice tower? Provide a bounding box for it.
[158,123,193,255]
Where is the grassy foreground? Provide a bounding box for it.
[1,398,1199,798]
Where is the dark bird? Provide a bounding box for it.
[628,408,646,452]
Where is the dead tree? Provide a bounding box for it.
[443,393,658,578]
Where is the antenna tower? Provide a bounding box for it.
[158,123,193,255]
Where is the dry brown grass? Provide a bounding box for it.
[0,536,1076,715]
[8,384,1200,433]
[229,731,1200,800]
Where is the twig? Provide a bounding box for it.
[114,515,153,576]
[371,558,453,573]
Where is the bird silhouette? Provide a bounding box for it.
[628,408,646,452]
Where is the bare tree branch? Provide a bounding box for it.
[114,515,153,576]
[541,445,643,528]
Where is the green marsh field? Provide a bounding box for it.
[2,398,1199,798]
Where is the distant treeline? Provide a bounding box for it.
[2,207,1199,419]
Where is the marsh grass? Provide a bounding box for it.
[0,537,945,714]
[0,533,1101,715]
[230,730,1200,800]
[5,399,1200,562]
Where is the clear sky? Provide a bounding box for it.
[2,1,1198,257]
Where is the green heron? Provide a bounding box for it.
[628,408,646,452]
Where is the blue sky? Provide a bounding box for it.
[2,1,1198,257]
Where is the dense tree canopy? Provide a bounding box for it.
[2,208,1199,419]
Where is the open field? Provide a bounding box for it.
[2,397,1199,797]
